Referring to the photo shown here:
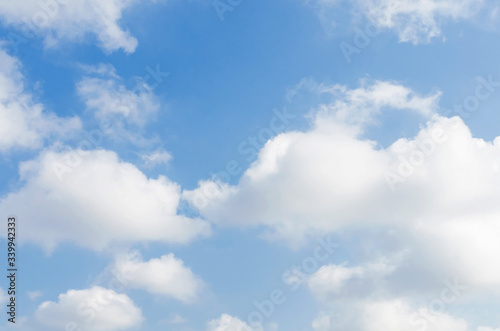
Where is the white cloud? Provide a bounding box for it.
[141,149,172,168]
[311,299,469,331]
[362,299,468,331]
[0,47,81,152]
[361,0,483,44]
[110,251,204,303]
[308,259,396,300]
[184,79,500,295]
[35,286,142,331]
[312,0,488,44]
[478,327,500,331]
[0,0,149,53]
[0,148,211,252]
[77,66,160,127]
[206,314,262,331]
[309,264,364,294]
[312,315,333,331]
[310,79,440,126]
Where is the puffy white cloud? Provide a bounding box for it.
[110,251,204,303]
[308,259,396,301]
[361,299,468,331]
[184,80,500,295]
[309,264,364,295]
[311,299,469,331]
[478,327,500,331]
[0,47,81,152]
[35,286,142,331]
[0,148,211,251]
[0,0,150,53]
[184,80,441,237]
[206,314,262,331]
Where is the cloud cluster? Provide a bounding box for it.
[0,47,81,152]
[186,80,500,329]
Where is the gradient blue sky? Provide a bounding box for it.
[1,0,500,330]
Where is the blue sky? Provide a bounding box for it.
[1,0,500,330]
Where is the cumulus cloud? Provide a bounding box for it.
[311,299,469,331]
[308,258,397,301]
[184,79,500,298]
[35,286,142,331]
[0,148,211,251]
[0,47,81,152]
[110,251,204,303]
[361,299,468,331]
[206,314,262,331]
[0,0,150,53]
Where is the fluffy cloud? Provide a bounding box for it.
[185,79,500,301]
[361,299,468,331]
[0,47,81,152]
[35,286,142,331]
[110,251,204,303]
[0,0,150,53]
[0,148,211,251]
[311,299,469,331]
[184,80,442,238]
[308,259,396,301]
[206,314,262,331]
